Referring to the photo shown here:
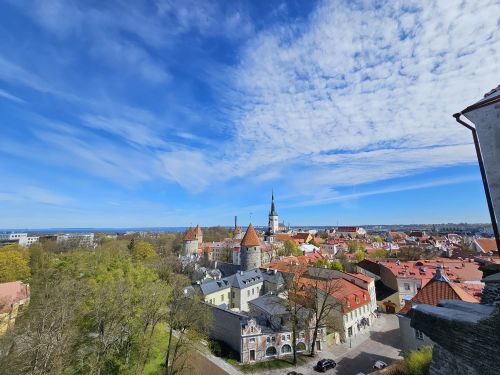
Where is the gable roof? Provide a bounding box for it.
[399,278,478,315]
[183,227,197,241]
[241,224,260,247]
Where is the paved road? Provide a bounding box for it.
[260,313,403,375]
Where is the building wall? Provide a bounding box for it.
[398,315,434,353]
[207,305,243,355]
[397,278,422,307]
[240,245,261,271]
[204,288,231,307]
[233,282,263,311]
[0,296,29,335]
[182,239,198,256]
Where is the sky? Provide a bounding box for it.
[0,0,499,229]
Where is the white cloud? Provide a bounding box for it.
[165,0,499,195]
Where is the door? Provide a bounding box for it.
[316,340,321,351]
[250,350,255,361]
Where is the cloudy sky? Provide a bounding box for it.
[0,0,499,229]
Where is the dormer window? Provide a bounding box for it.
[347,301,351,308]
[355,297,360,304]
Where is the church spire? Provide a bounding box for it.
[270,190,277,216]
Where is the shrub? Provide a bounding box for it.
[390,346,432,375]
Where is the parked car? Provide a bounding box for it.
[314,358,337,372]
[373,360,388,369]
[286,372,303,375]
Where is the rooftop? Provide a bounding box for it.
[241,224,260,247]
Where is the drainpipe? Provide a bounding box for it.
[453,113,500,252]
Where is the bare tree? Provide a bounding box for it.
[163,283,211,375]
[279,270,311,365]
[303,268,344,357]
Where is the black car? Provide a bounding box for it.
[286,372,303,375]
[314,358,337,372]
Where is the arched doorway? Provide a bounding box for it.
[296,342,306,352]
[281,344,292,354]
[266,346,277,356]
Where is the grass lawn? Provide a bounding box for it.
[226,354,312,373]
[135,323,170,375]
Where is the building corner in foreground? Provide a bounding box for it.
[411,86,500,375]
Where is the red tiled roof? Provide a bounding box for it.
[195,225,203,237]
[346,272,374,283]
[241,224,260,247]
[300,277,371,313]
[399,278,478,314]
[476,239,498,253]
[183,227,197,241]
[379,259,482,283]
[0,281,30,313]
[274,234,295,242]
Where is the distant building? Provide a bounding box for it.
[182,225,203,256]
[0,233,39,247]
[57,233,94,247]
[264,192,279,242]
[336,227,366,237]
[0,281,30,335]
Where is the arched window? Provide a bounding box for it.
[266,346,277,356]
[281,344,292,354]
[296,342,306,352]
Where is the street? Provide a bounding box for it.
[260,313,403,375]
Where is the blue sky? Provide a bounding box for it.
[0,0,499,229]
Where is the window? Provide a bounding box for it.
[404,283,411,291]
[221,294,224,302]
[247,290,250,297]
[249,338,256,343]
[350,311,353,320]
[232,291,235,298]
[286,334,291,339]
[356,297,360,304]
[300,332,304,338]
[271,336,276,342]
[415,329,424,340]
[281,335,286,340]
[266,337,271,343]
[252,288,255,295]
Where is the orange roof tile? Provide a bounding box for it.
[183,227,197,241]
[241,224,260,247]
[476,238,498,253]
[399,278,478,314]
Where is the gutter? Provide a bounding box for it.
[453,113,500,252]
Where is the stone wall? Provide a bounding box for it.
[411,301,500,375]
[480,273,500,305]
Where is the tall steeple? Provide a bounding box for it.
[268,190,279,235]
[270,190,277,216]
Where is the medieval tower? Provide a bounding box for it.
[240,223,261,271]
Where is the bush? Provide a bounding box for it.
[391,346,432,375]
[406,346,432,375]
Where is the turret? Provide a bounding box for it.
[240,224,261,271]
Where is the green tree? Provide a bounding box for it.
[284,240,301,256]
[0,245,30,282]
[328,259,344,271]
[131,241,157,262]
[373,236,383,244]
[372,249,389,258]
[354,250,366,262]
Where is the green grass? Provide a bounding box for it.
[143,325,170,375]
[226,354,311,373]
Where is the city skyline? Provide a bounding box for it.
[1,0,499,228]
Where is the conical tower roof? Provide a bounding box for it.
[241,224,260,247]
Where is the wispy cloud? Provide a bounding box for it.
[0,186,71,206]
[0,88,24,103]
